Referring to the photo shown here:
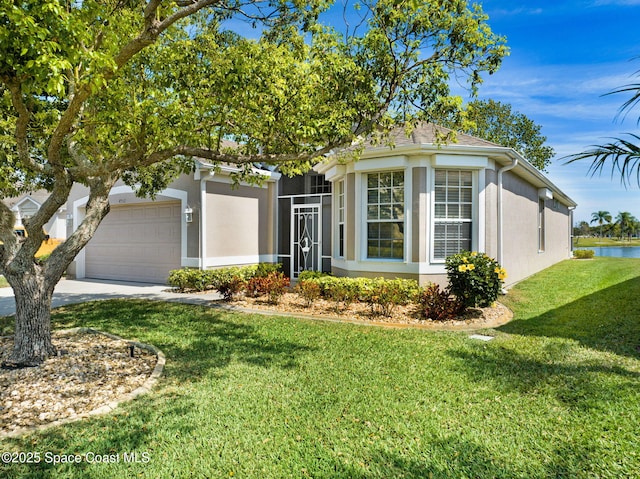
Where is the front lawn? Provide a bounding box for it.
[1,257,639,478]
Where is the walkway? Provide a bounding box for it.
[0,278,221,317]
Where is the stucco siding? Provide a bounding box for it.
[483,168,499,260]
[205,181,272,260]
[501,172,572,285]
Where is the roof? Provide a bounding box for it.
[317,122,577,208]
[384,123,502,148]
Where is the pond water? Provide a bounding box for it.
[575,246,640,259]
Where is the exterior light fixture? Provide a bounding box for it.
[184,206,193,223]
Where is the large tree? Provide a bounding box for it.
[436,99,554,171]
[0,0,507,366]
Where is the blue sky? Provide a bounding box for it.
[469,1,640,224]
[224,1,639,224]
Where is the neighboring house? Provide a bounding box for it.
[2,191,68,240]
[63,123,576,286]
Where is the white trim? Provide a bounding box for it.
[433,154,488,168]
[72,185,189,279]
[353,155,408,172]
[324,164,346,182]
[13,196,42,210]
[203,254,278,268]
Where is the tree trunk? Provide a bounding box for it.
[4,272,56,367]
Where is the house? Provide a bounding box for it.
[63,123,576,286]
[312,123,577,286]
[2,191,68,240]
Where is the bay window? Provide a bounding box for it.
[366,171,404,259]
[433,169,473,260]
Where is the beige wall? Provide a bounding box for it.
[483,168,499,260]
[500,172,572,285]
[205,181,273,260]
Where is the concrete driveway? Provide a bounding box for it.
[0,278,221,317]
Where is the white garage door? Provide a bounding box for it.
[85,202,182,283]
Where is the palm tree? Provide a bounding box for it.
[614,211,638,241]
[565,60,640,186]
[590,211,612,238]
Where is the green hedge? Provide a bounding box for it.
[574,249,595,259]
[169,254,506,320]
[167,264,280,293]
[299,276,419,317]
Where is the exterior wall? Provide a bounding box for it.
[317,145,575,288]
[483,168,499,260]
[66,176,198,278]
[66,171,277,278]
[205,179,275,267]
[501,172,572,285]
[412,167,428,263]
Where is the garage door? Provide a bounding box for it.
[85,201,182,283]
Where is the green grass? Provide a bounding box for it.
[1,257,639,478]
[574,236,640,247]
[0,275,8,288]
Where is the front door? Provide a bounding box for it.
[291,204,321,278]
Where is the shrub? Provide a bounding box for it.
[295,280,322,307]
[211,273,244,301]
[445,251,506,309]
[298,270,330,281]
[245,272,290,304]
[167,268,214,292]
[416,284,466,321]
[574,249,595,259]
[364,278,419,317]
[209,267,248,301]
[264,272,290,304]
[323,277,361,310]
[254,262,282,278]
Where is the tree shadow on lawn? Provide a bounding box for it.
[322,437,596,479]
[447,344,639,411]
[499,276,640,359]
[49,299,315,382]
[2,392,197,479]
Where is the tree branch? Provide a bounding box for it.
[4,79,46,174]
[48,0,221,169]
[131,143,348,169]
[45,174,118,285]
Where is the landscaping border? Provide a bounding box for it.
[210,301,514,331]
[0,328,165,439]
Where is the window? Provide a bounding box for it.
[433,169,473,260]
[310,174,331,194]
[538,199,546,252]
[366,171,404,259]
[337,180,345,258]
